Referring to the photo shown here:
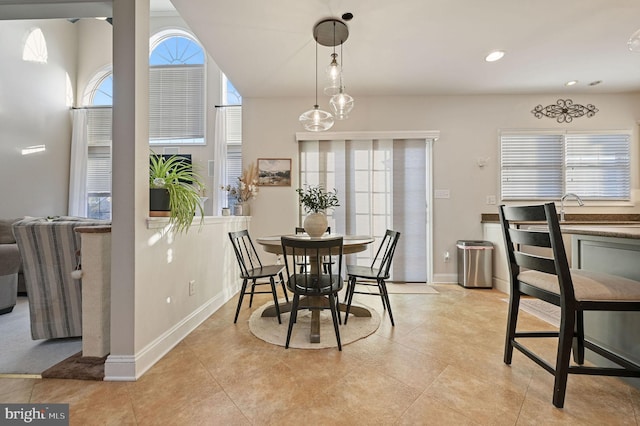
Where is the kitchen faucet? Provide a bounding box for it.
[560,193,584,221]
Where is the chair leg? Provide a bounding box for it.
[249,279,257,307]
[504,290,521,364]
[269,277,282,324]
[379,279,395,326]
[233,279,249,323]
[285,294,300,349]
[343,277,352,303]
[279,272,289,303]
[572,310,585,365]
[344,276,357,324]
[329,291,342,351]
[553,306,576,408]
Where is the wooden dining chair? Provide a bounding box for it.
[344,229,400,326]
[281,236,344,350]
[499,203,640,408]
[228,230,288,324]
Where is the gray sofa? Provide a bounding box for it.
[0,218,23,314]
[13,216,110,339]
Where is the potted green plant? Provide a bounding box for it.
[296,184,340,237]
[150,152,205,234]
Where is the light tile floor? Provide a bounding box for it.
[1,284,639,425]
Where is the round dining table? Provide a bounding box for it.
[256,234,374,344]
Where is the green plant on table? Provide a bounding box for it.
[150,152,205,234]
[296,184,340,214]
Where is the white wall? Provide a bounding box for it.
[0,19,77,217]
[242,93,640,281]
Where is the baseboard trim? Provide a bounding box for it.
[104,286,238,381]
[432,273,458,284]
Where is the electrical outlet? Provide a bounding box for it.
[444,251,450,262]
[189,280,196,296]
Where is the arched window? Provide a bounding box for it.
[149,30,205,145]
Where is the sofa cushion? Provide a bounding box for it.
[0,244,21,275]
[0,218,21,244]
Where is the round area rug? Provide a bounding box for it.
[248,299,381,349]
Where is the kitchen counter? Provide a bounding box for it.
[561,225,640,239]
[481,213,640,224]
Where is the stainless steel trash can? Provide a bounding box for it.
[456,240,493,288]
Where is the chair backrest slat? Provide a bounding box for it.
[509,228,552,248]
[513,252,557,275]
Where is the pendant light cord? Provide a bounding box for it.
[315,40,318,106]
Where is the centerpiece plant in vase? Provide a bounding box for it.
[296,184,340,237]
[221,162,259,215]
[149,152,205,234]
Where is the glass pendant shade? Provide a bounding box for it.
[324,54,341,95]
[330,88,354,120]
[628,28,640,52]
[299,105,334,131]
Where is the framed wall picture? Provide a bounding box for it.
[257,158,291,186]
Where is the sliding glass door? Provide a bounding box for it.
[299,137,427,282]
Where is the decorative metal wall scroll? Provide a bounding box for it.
[531,99,598,123]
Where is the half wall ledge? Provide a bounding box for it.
[146,215,251,229]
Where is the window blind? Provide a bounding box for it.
[87,146,111,193]
[565,133,630,199]
[225,106,242,144]
[500,132,630,201]
[87,107,112,146]
[501,133,564,200]
[149,65,205,144]
[86,108,112,194]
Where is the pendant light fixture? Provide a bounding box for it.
[324,20,342,96]
[299,40,334,132]
[330,42,354,119]
[299,17,354,131]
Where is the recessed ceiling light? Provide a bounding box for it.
[485,50,505,62]
[588,80,602,86]
[565,80,578,87]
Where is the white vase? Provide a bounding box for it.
[303,212,328,237]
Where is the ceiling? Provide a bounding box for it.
[2,0,639,98]
[169,0,640,98]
